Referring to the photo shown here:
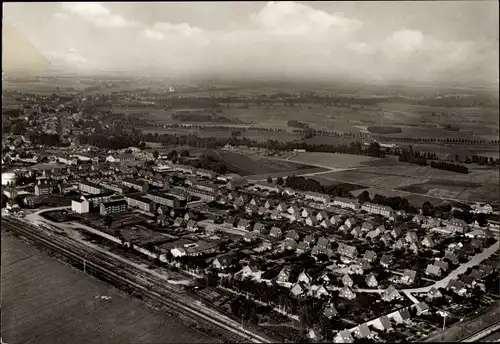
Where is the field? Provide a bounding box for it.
[289,152,382,169]
[283,152,499,206]
[212,150,315,176]
[1,233,216,344]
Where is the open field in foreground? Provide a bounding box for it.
[290,152,382,169]
[1,233,216,344]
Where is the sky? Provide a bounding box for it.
[3,1,499,86]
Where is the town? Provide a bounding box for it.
[2,122,498,342]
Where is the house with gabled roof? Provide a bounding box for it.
[311,245,326,257]
[237,218,251,231]
[342,274,354,287]
[286,230,300,241]
[316,236,329,248]
[409,241,421,254]
[391,227,403,238]
[305,216,317,227]
[258,206,266,216]
[338,224,349,232]
[363,250,377,263]
[382,285,402,302]
[283,238,298,251]
[345,218,356,228]
[276,266,291,284]
[351,226,363,237]
[253,222,265,234]
[434,259,449,271]
[302,208,313,218]
[330,215,343,225]
[212,255,233,270]
[469,269,483,280]
[296,242,310,254]
[173,217,184,227]
[264,199,277,209]
[320,218,332,229]
[366,229,381,240]
[324,303,338,319]
[444,251,459,265]
[241,265,263,280]
[415,302,430,315]
[405,231,419,244]
[269,226,282,239]
[316,211,328,222]
[186,220,198,231]
[372,315,393,332]
[297,270,312,284]
[288,205,300,215]
[380,233,393,246]
[311,285,330,299]
[412,214,425,224]
[401,269,417,285]
[353,324,373,339]
[276,202,287,212]
[249,197,259,206]
[460,274,475,287]
[447,218,469,234]
[393,238,407,250]
[392,308,411,324]
[338,243,358,259]
[426,264,442,277]
[427,287,443,299]
[303,234,315,245]
[270,209,281,220]
[244,231,258,242]
[245,204,257,215]
[334,330,354,343]
[339,287,356,300]
[380,254,393,268]
[421,236,435,248]
[361,221,374,232]
[365,273,378,288]
[290,282,307,297]
[447,279,467,296]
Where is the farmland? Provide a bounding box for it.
[272,151,499,207]
[1,233,216,344]
[211,150,315,176]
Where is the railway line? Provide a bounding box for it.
[2,216,274,344]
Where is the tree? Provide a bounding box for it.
[180,150,190,157]
[276,176,284,185]
[357,190,371,203]
[153,150,159,159]
[422,201,434,216]
[266,177,273,184]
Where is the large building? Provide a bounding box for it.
[187,186,216,202]
[100,199,128,215]
[304,191,331,204]
[122,178,149,192]
[99,182,126,195]
[72,198,90,214]
[333,197,360,210]
[124,193,156,213]
[35,183,53,196]
[145,192,181,209]
[81,192,114,208]
[361,202,394,218]
[57,155,78,165]
[79,181,104,195]
[252,182,281,193]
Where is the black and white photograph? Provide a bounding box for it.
[1,1,499,343]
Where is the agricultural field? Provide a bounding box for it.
[213,150,315,176]
[289,152,382,169]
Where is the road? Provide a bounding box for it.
[2,215,274,343]
[353,241,499,302]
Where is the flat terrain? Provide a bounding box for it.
[276,152,499,206]
[213,150,314,176]
[1,232,217,344]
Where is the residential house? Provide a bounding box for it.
[330,215,343,225]
[324,303,338,319]
[290,282,306,297]
[421,236,435,248]
[310,285,330,299]
[264,199,276,209]
[339,287,356,300]
[363,250,377,263]
[351,226,363,238]
[423,217,441,229]
[296,242,310,254]
[241,265,262,280]
[283,239,298,251]
[303,235,315,246]
[380,254,393,268]
[237,219,251,231]
[427,287,443,299]
[447,218,469,234]
[304,191,331,204]
[71,198,90,214]
[320,218,332,229]
[447,279,467,296]
[297,270,312,284]
[382,285,402,302]
[100,199,128,216]
[173,217,184,227]
[444,252,459,265]
[405,231,419,244]
[253,222,265,234]
[156,214,167,226]
[286,230,300,241]
[372,315,393,332]
[269,227,282,239]
[380,233,393,246]
[366,229,381,240]
[344,218,356,228]
[361,202,394,218]
[244,231,258,242]
[35,183,53,196]
[287,205,300,215]
[342,274,354,287]
[401,269,417,285]
[316,211,328,222]
[425,264,442,277]
[276,202,287,212]
[365,273,378,288]
[392,308,412,324]
[415,302,430,315]
[338,243,358,259]
[361,221,374,232]
[212,255,233,270]
[270,209,281,220]
[302,208,313,218]
[186,220,198,231]
[334,331,354,344]
[391,227,403,238]
[276,266,291,284]
[354,324,373,340]
[460,274,475,288]
[305,216,317,227]
[316,237,329,249]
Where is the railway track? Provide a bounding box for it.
[461,321,500,342]
[2,217,273,343]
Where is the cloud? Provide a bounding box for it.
[45,48,88,67]
[251,1,362,35]
[59,2,138,28]
[142,22,204,41]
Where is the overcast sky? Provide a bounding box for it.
[3,1,499,85]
